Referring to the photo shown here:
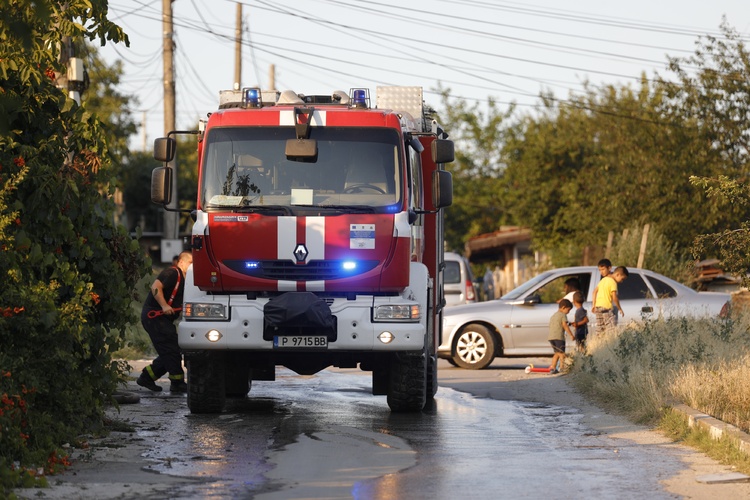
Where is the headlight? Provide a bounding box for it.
[373,304,421,322]
[183,302,227,320]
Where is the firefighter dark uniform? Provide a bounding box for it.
[137,252,192,393]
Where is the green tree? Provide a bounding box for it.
[658,22,750,283]
[79,41,138,169]
[0,0,148,485]
[176,131,199,233]
[608,223,692,283]
[500,70,744,267]
[437,88,514,252]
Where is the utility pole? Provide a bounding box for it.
[269,64,275,91]
[234,2,242,90]
[162,0,179,251]
[141,111,147,152]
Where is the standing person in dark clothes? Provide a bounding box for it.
[137,251,193,393]
[571,291,589,352]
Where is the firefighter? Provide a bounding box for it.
[137,251,193,393]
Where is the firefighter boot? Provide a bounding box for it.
[136,369,162,392]
[169,375,187,393]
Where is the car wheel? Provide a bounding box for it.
[453,324,496,370]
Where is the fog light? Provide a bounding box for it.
[378,331,394,344]
[206,329,223,342]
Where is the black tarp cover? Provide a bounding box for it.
[263,292,335,333]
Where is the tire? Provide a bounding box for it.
[445,357,458,367]
[453,324,496,370]
[187,352,226,414]
[387,352,427,412]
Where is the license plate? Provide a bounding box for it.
[273,336,328,349]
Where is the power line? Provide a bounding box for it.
[103,0,749,135]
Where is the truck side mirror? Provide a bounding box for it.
[431,139,454,164]
[432,170,453,208]
[154,137,176,163]
[151,166,173,205]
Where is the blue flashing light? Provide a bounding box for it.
[245,88,260,107]
[244,261,260,269]
[385,204,400,213]
[342,261,357,271]
[352,89,367,107]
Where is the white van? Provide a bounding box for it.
[444,252,476,307]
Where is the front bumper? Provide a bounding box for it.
[178,294,425,351]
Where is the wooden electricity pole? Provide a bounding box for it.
[234,2,242,90]
[162,0,179,245]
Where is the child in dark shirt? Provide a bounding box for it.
[571,291,589,352]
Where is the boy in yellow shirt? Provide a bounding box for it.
[593,266,629,335]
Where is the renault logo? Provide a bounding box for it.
[293,244,308,262]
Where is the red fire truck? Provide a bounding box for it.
[151,86,453,413]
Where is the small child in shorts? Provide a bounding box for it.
[548,299,575,374]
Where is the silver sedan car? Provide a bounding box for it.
[439,266,731,369]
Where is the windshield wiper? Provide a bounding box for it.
[314,204,376,213]
[235,205,292,215]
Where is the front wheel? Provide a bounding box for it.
[387,352,427,412]
[453,324,496,370]
[187,352,226,413]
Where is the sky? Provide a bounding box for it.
[100,0,750,151]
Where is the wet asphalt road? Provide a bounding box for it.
[107,363,688,499]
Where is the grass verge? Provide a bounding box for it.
[659,407,750,475]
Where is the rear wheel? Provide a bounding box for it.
[224,362,251,398]
[453,324,496,370]
[187,352,226,414]
[387,352,427,412]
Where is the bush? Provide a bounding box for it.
[0,3,147,493]
[609,223,693,283]
[112,272,158,360]
[570,308,750,429]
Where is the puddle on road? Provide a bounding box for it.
[130,370,683,499]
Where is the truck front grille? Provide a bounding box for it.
[223,259,379,281]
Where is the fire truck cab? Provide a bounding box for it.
[151,86,453,413]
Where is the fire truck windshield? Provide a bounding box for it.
[201,127,402,213]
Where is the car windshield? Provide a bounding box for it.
[500,271,556,300]
[444,261,461,284]
[200,126,402,212]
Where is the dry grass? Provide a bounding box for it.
[568,308,750,431]
[669,356,750,433]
